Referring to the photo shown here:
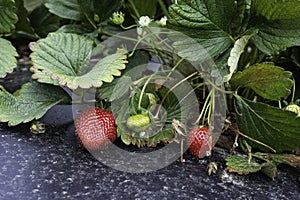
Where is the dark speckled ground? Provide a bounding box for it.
[0,105,299,200]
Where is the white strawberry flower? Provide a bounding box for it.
[138,16,151,27]
[159,16,167,26]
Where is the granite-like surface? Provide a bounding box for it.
[0,106,299,200]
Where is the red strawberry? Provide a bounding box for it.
[188,127,213,158]
[75,107,116,150]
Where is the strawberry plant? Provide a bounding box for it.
[0,0,300,176]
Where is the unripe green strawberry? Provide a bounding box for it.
[109,11,125,25]
[126,114,150,132]
[146,93,157,107]
[285,104,300,116]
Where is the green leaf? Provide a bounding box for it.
[76,0,95,23]
[210,49,230,86]
[223,34,253,82]
[0,38,18,78]
[254,152,300,167]
[0,82,70,126]
[235,95,300,153]
[157,87,180,123]
[260,162,277,180]
[119,128,174,147]
[14,0,36,38]
[122,50,149,80]
[23,0,43,12]
[0,0,18,34]
[97,76,132,102]
[29,4,60,38]
[97,50,149,100]
[291,47,300,67]
[230,0,251,36]
[168,0,236,57]
[30,33,93,87]
[45,0,121,23]
[254,153,300,180]
[45,0,82,20]
[109,76,132,101]
[250,0,300,55]
[56,24,98,40]
[121,131,131,145]
[56,24,94,34]
[127,0,157,18]
[89,0,122,22]
[252,26,300,56]
[73,0,122,23]
[132,89,150,111]
[30,33,128,89]
[146,128,174,147]
[157,83,195,124]
[225,155,261,175]
[231,63,293,100]
[77,48,127,89]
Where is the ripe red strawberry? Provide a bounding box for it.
[75,107,116,150]
[188,127,213,158]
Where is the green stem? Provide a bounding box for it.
[102,26,175,67]
[173,82,208,112]
[70,89,98,104]
[155,71,198,118]
[241,138,253,163]
[142,27,174,52]
[202,88,215,125]
[250,47,258,65]
[142,28,174,65]
[230,132,239,155]
[138,75,153,111]
[291,80,296,103]
[230,125,276,153]
[205,78,235,94]
[128,0,140,19]
[207,88,215,125]
[120,24,138,30]
[80,89,85,102]
[278,100,282,109]
[195,89,213,125]
[128,31,150,57]
[101,30,154,51]
[102,29,171,63]
[71,99,97,104]
[157,0,170,18]
[133,71,171,86]
[83,13,97,29]
[178,82,207,105]
[167,57,184,77]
